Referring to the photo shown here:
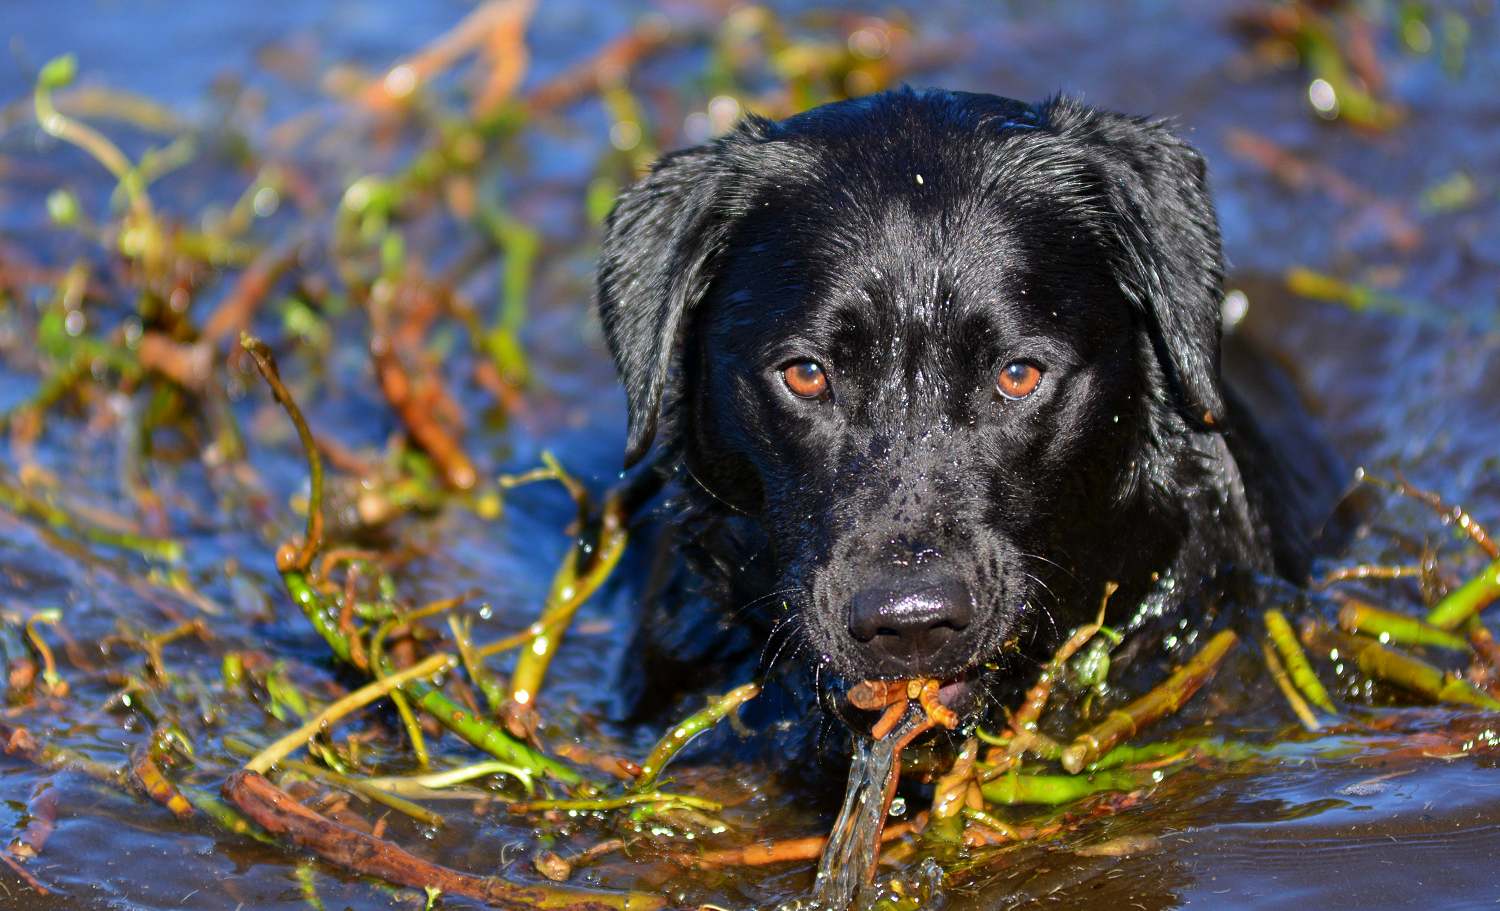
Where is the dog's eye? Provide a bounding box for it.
[782,361,830,399]
[996,361,1043,400]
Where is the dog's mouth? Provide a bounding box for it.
[843,672,977,738]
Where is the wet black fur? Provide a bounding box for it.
[596,88,1336,726]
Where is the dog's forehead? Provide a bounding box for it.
[714,156,1116,362]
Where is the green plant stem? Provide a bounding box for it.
[243,335,581,785]
[1265,608,1337,713]
[979,768,1153,806]
[1339,599,1468,650]
[1317,627,1500,711]
[1261,639,1321,731]
[507,491,629,708]
[1086,738,1260,771]
[632,682,758,792]
[247,652,453,774]
[363,760,533,796]
[277,758,445,828]
[0,479,181,562]
[1426,560,1500,631]
[240,335,323,572]
[507,792,722,814]
[284,570,580,784]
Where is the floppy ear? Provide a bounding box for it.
[598,117,779,468]
[1046,99,1227,430]
[597,144,725,467]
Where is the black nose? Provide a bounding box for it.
[847,576,973,666]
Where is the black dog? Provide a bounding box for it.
[596,88,1340,728]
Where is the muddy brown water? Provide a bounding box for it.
[2,1,1499,909]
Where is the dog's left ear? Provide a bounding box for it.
[1046,99,1227,430]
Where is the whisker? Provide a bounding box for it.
[727,587,802,623]
[683,463,750,516]
[1018,549,1079,584]
[1020,575,1062,642]
[759,615,805,677]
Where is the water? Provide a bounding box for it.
[1,2,1499,909]
[809,710,923,910]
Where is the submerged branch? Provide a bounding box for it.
[1061,629,1238,773]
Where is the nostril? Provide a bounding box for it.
[935,579,973,632]
[847,578,973,645]
[848,589,892,643]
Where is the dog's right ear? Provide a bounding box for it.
[597,122,769,468]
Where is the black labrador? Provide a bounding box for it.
[595,88,1341,729]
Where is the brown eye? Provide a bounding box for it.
[996,361,1042,399]
[783,361,829,399]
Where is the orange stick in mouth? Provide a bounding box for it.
[870,699,909,740]
[854,677,961,740]
[847,679,909,711]
[912,678,958,731]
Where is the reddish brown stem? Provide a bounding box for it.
[223,771,662,910]
[372,342,477,491]
[688,817,925,868]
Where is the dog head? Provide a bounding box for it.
[597,89,1226,703]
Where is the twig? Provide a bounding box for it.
[1012,584,1116,736]
[1315,563,1424,587]
[241,335,324,573]
[247,652,453,774]
[0,478,182,562]
[1468,622,1500,683]
[687,818,924,869]
[524,21,675,114]
[129,741,193,818]
[371,341,478,491]
[360,0,537,113]
[507,792,721,814]
[927,735,978,841]
[0,847,49,896]
[202,241,301,345]
[1364,472,1499,560]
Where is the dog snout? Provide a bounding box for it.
[847,576,973,671]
